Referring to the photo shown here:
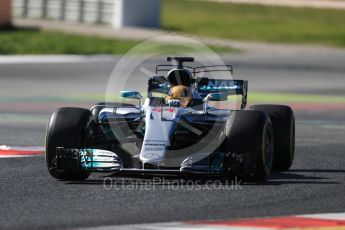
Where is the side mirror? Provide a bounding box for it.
[121,91,143,100]
[207,92,228,101]
[121,91,143,110]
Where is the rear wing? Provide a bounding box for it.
[197,79,248,109]
[148,77,248,109]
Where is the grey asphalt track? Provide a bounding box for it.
[0,51,345,229]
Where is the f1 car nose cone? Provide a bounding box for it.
[140,109,174,164]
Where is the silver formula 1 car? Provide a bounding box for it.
[46,57,295,182]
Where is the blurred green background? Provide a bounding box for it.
[0,0,344,54]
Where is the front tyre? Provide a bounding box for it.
[46,108,92,180]
[221,110,274,182]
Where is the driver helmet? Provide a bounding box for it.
[166,69,193,107]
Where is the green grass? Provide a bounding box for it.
[0,29,139,54]
[0,29,233,55]
[163,0,345,47]
[249,92,345,104]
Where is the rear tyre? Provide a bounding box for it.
[46,108,92,180]
[221,110,274,182]
[250,105,295,171]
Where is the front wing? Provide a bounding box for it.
[54,147,251,177]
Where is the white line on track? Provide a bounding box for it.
[301,212,345,221]
[0,145,45,151]
[0,55,117,64]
